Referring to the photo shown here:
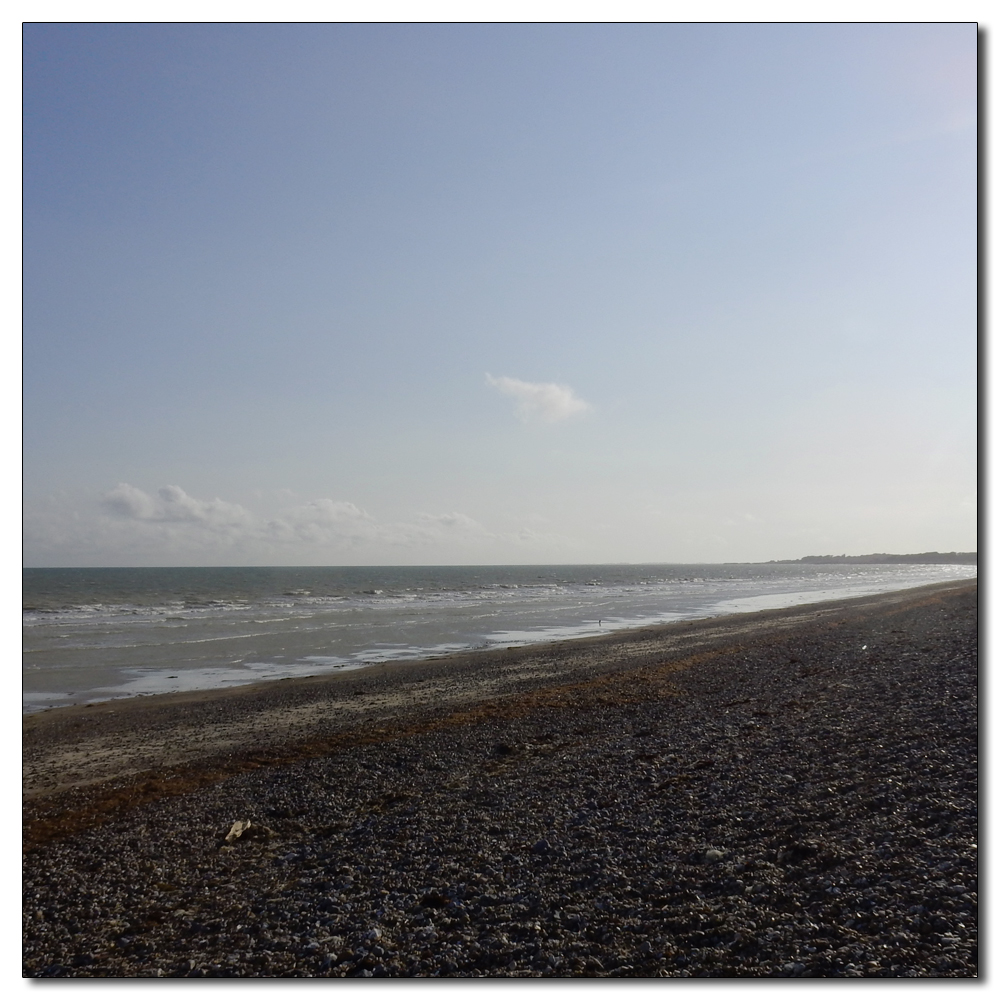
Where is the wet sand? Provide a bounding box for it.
[23,580,977,977]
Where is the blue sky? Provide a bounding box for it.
[22,22,977,566]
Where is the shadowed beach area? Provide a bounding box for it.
[23,580,977,977]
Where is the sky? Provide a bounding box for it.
[22,21,978,567]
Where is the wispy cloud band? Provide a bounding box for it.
[99,484,495,552]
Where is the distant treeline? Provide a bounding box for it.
[772,552,977,565]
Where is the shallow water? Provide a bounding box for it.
[22,562,977,713]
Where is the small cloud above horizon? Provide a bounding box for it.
[486,374,591,423]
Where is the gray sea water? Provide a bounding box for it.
[22,562,977,713]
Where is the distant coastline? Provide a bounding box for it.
[771,551,977,565]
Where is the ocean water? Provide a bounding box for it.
[22,562,977,713]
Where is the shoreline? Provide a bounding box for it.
[24,579,974,818]
[23,565,977,716]
[23,578,977,977]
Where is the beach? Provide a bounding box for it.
[23,579,977,977]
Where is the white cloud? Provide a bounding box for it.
[265,499,377,547]
[103,483,253,529]
[486,374,590,423]
[414,511,489,533]
[79,483,508,562]
[103,482,158,520]
[405,511,494,545]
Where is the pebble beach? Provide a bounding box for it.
[22,579,978,978]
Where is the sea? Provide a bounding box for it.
[22,562,977,714]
